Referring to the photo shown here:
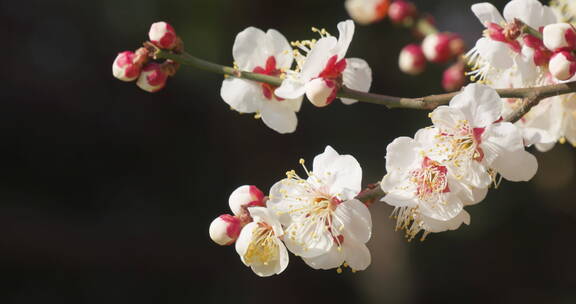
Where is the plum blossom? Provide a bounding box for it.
[429,84,538,187]
[235,207,289,277]
[380,130,477,240]
[221,27,303,134]
[275,20,372,107]
[466,0,557,84]
[267,146,372,272]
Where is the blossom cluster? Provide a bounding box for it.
[221,20,372,134]
[465,0,576,150]
[381,83,538,240]
[209,147,372,277]
[112,22,179,92]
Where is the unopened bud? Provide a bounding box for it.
[543,23,576,52]
[388,0,416,25]
[136,63,168,93]
[549,51,576,81]
[305,78,338,107]
[422,33,460,63]
[345,0,390,25]
[112,51,142,82]
[229,185,265,216]
[442,63,466,91]
[149,21,177,50]
[209,214,242,246]
[399,44,426,75]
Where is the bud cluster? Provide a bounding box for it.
[112,21,182,92]
[389,0,466,91]
[543,23,576,81]
[208,185,266,246]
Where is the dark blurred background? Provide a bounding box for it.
[0,0,575,303]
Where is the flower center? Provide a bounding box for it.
[312,55,347,105]
[410,157,450,201]
[244,222,278,266]
[252,56,284,101]
[444,120,485,163]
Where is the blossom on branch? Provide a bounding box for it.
[235,207,289,277]
[268,146,372,272]
[275,20,372,108]
[221,27,303,134]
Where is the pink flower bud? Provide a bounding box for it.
[422,33,459,63]
[228,185,265,217]
[549,51,576,81]
[398,44,426,75]
[305,78,338,107]
[112,51,142,82]
[388,0,416,24]
[442,63,466,91]
[345,0,390,25]
[209,214,242,246]
[149,21,177,50]
[543,23,576,52]
[136,63,168,93]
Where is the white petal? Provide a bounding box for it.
[265,29,293,69]
[284,222,334,258]
[247,207,284,237]
[381,191,418,208]
[384,137,420,172]
[220,78,263,113]
[491,149,538,182]
[482,123,524,166]
[430,106,467,131]
[419,195,464,222]
[250,261,280,277]
[275,78,306,100]
[333,199,372,243]
[422,209,470,233]
[335,20,355,60]
[503,0,557,29]
[342,236,371,271]
[341,57,372,105]
[471,3,505,26]
[476,38,514,70]
[312,146,363,199]
[449,83,502,127]
[301,37,338,80]
[267,179,308,226]
[260,101,298,134]
[232,27,267,71]
[303,244,344,270]
[276,238,290,274]
[235,222,258,265]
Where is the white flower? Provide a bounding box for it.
[267,146,372,271]
[221,27,303,134]
[466,0,557,83]
[275,20,372,107]
[235,207,289,277]
[380,129,481,240]
[430,84,538,187]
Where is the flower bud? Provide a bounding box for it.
[549,51,576,81]
[388,0,416,25]
[136,63,168,93]
[422,33,460,63]
[112,51,142,82]
[209,214,242,246]
[398,44,426,75]
[543,23,576,52]
[345,0,390,25]
[305,78,338,107]
[149,21,177,50]
[229,185,265,216]
[442,63,466,91]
